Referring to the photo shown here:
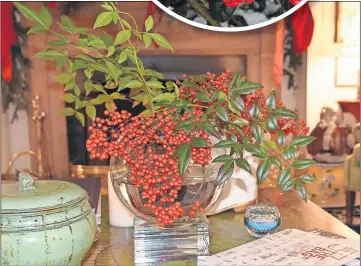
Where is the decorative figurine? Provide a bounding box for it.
[307,105,355,163]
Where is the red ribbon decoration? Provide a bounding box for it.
[290,3,314,54]
[1,2,56,83]
[1,2,17,83]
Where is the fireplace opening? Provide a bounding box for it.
[66,55,247,167]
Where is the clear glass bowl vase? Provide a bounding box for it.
[109,156,224,226]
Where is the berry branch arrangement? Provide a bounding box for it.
[158,0,296,27]
[16,2,316,226]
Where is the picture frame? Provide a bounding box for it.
[335,57,360,87]
[335,2,360,43]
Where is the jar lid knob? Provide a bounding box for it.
[18,173,35,191]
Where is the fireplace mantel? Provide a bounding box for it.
[23,2,279,177]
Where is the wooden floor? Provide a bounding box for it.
[82,188,359,265]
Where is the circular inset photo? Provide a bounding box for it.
[153,0,307,31]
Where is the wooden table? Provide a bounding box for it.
[82,188,359,266]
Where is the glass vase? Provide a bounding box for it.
[109,156,224,263]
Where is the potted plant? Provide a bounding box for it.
[15,1,316,259]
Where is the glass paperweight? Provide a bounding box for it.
[244,203,281,238]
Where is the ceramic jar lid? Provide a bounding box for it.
[1,173,87,213]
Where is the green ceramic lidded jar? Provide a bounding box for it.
[1,173,96,266]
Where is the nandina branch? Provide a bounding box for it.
[185,0,220,27]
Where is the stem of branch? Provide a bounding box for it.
[185,0,220,27]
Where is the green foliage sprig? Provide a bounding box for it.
[14,1,174,126]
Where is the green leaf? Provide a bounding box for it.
[56,56,68,69]
[296,180,307,201]
[14,3,47,27]
[85,104,96,119]
[300,175,315,184]
[266,115,278,131]
[212,155,234,163]
[143,33,152,48]
[106,46,116,57]
[277,168,291,188]
[94,11,113,28]
[105,61,121,81]
[88,38,106,48]
[231,133,237,142]
[292,136,316,146]
[59,15,76,33]
[233,82,263,94]
[117,52,128,64]
[233,118,249,126]
[256,160,270,184]
[198,123,220,139]
[195,92,211,102]
[152,93,175,103]
[211,90,220,101]
[101,4,114,11]
[114,30,131,45]
[75,27,89,34]
[251,124,263,143]
[36,50,65,60]
[228,102,241,116]
[277,131,286,145]
[176,143,191,176]
[56,73,73,84]
[283,147,291,160]
[270,156,282,169]
[289,145,297,158]
[244,143,263,156]
[235,158,251,174]
[110,92,125,100]
[283,179,296,192]
[216,106,229,122]
[121,79,143,90]
[214,140,235,148]
[146,80,164,89]
[266,90,276,110]
[263,140,277,150]
[216,162,234,184]
[119,19,131,29]
[150,33,174,52]
[272,107,298,119]
[145,15,154,32]
[292,159,316,169]
[249,102,259,118]
[74,86,81,97]
[39,6,52,27]
[71,59,87,72]
[231,97,246,113]
[62,107,75,116]
[90,95,105,105]
[75,112,85,127]
[48,39,68,47]
[27,24,48,34]
[63,93,76,103]
[228,72,240,91]
[76,54,96,64]
[191,137,211,148]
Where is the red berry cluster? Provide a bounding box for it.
[223,0,255,8]
[86,109,210,226]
